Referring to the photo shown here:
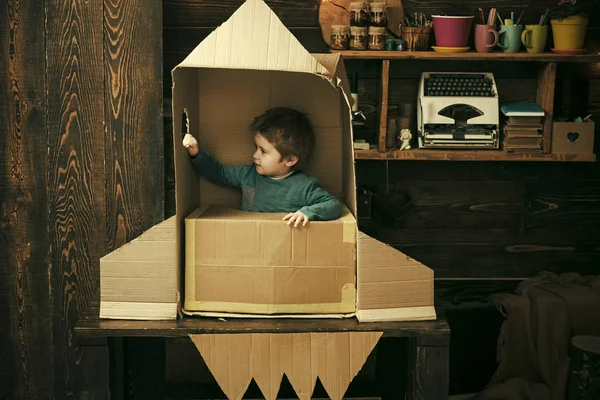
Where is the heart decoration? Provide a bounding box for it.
[567,132,580,143]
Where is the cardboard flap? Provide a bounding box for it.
[99,217,178,320]
[312,53,353,110]
[357,231,436,322]
[190,332,382,400]
[176,0,328,77]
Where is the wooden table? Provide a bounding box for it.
[75,302,450,400]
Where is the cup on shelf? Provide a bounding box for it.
[474,24,499,53]
[498,24,524,53]
[521,25,547,54]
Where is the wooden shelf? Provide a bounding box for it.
[354,149,596,162]
[332,50,600,62]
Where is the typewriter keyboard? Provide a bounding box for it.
[424,73,495,97]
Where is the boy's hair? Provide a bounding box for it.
[250,107,315,168]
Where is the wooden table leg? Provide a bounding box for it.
[108,337,125,400]
[407,337,450,400]
[127,337,166,400]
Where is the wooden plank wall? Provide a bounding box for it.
[1,0,164,398]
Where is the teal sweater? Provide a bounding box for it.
[190,149,342,221]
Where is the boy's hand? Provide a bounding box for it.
[183,133,199,157]
[283,211,309,227]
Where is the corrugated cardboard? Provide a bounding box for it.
[184,205,356,315]
[100,217,178,320]
[189,332,382,400]
[99,0,435,322]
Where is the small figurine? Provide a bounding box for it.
[399,128,412,150]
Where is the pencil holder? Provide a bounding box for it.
[401,26,432,51]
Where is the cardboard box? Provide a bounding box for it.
[100,0,435,323]
[552,120,595,154]
[184,206,357,315]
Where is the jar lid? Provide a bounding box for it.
[368,26,388,33]
[350,2,369,9]
[370,2,387,11]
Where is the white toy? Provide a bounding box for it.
[399,128,412,150]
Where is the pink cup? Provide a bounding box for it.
[432,15,474,47]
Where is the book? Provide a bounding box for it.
[501,102,545,117]
[504,122,544,130]
[505,146,543,154]
[503,136,543,146]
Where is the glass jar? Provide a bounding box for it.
[350,2,370,27]
[368,26,387,50]
[370,2,388,27]
[330,25,350,50]
[349,26,368,50]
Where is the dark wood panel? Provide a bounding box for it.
[0,1,53,399]
[435,280,519,305]
[378,228,600,278]
[524,181,600,229]
[357,160,600,182]
[46,0,106,397]
[104,0,164,252]
[163,0,320,28]
[76,345,111,400]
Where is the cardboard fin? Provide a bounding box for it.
[357,231,436,322]
[190,332,381,400]
[284,335,316,400]
[99,217,178,320]
[189,334,253,400]
[312,332,382,400]
[178,0,328,76]
[251,334,281,400]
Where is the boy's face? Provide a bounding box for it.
[253,133,297,178]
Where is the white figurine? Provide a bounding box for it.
[399,128,412,150]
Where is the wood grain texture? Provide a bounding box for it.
[537,62,556,153]
[45,0,105,397]
[407,339,450,400]
[0,1,53,399]
[164,0,320,28]
[76,344,111,400]
[104,0,164,252]
[378,60,390,152]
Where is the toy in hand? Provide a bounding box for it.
[183,134,199,157]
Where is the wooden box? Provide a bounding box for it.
[552,120,595,154]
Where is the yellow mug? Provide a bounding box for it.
[521,25,547,54]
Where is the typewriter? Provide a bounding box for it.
[417,72,500,149]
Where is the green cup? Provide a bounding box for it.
[521,24,547,54]
[498,24,523,53]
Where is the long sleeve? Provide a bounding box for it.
[299,179,342,221]
[190,148,252,189]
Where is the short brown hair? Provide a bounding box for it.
[250,107,315,168]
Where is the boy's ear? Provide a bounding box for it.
[284,155,299,167]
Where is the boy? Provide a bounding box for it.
[182,107,342,227]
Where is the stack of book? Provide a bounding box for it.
[500,102,545,154]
